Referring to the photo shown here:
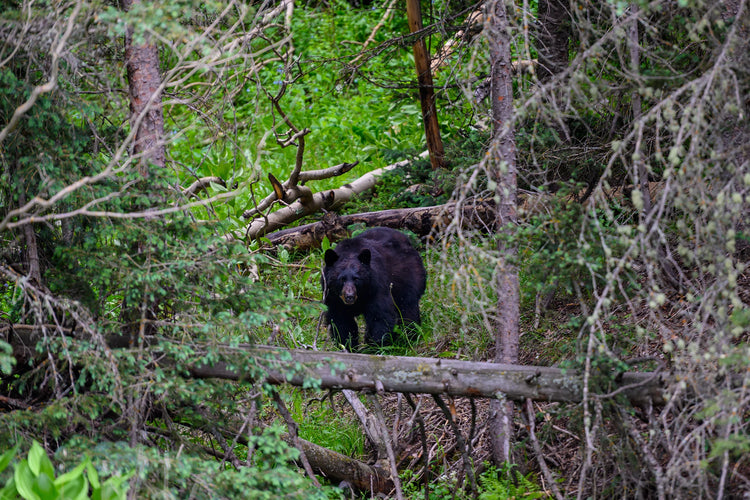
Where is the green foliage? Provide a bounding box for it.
[477,464,544,500]
[401,463,543,500]
[515,183,635,309]
[289,392,366,459]
[0,442,132,500]
[52,437,337,500]
[167,0,442,231]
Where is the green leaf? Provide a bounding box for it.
[0,476,18,500]
[58,474,88,500]
[55,458,88,486]
[14,460,40,500]
[27,442,54,481]
[85,462,100,489]
[0,445,18,474]
[30,472,58,500]
[98,472,133,500]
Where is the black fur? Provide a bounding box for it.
[322,227,426,350]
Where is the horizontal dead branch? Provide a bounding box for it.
[264,200,496,250]
[191,345,667,407]
[180,405,394,493]
[235,152,429,241]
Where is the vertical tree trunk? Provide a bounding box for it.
[120,0,167,446]
[18,189,42,286]
[485,0,520,466]
[123,0,166,174]
[120,0,166,342]
[629,4,651,215]
[405,0,445,170]
[536,0,570,82]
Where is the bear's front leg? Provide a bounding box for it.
[363,307,398,345]
[328,312,359,351]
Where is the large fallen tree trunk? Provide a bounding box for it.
[264,200,496,250]
[4,328,666,407]
[190,345,667,408]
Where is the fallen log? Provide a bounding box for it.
[4,328,666,407]
[290,434,393,493]
[235,153,429,241]
[264,200,496,250]
[190,345,667,408]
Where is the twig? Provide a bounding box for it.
[405,394,430,499]
[197,406,242,470]
[525,399,563,500]
[432,394,477,496]
[349,0,399,66]
[368,393,404,500]
[271,390,320,486]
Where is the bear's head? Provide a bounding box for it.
[324,248,372,305]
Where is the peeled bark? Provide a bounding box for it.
[235,154,428,241]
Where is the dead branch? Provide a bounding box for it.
[271,389,320,486]
[241,161,359,219]
[234,153,428,241]
[183,176,227,198]
[430,10,484,74]
[525,399,564,500]
[342,389,388,460]
[5,326,667,407]
[349,0,399,66]
[263,199,497,250]
[172,402,393,494]
[369,393,404,500]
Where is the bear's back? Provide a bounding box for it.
[353,227,425,294]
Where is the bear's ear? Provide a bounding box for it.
[358,248,371,265]
[324,249,339,267]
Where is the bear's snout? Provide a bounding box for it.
[340,282,358,305]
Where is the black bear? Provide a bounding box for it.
[322,227,426,350]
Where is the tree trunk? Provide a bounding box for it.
[18,190,42,286]
[119,0,167,434]
[4,329,668,407]
[536,0,570,82]
[187,345,666,407]
[486,0,520,466]
[406,0,445,170]
[629,3,651,216]
[123,0,165,174]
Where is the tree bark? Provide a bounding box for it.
[234,155,428,241]
[406,0,445,170]
[264,200,496,250]
[123,0,165,173]
[18,190,42,285]
[187,345,666,407]
[4,328,668,407]
[486,0,520,466]
[289,434,393,493]
[629,4,651,216]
